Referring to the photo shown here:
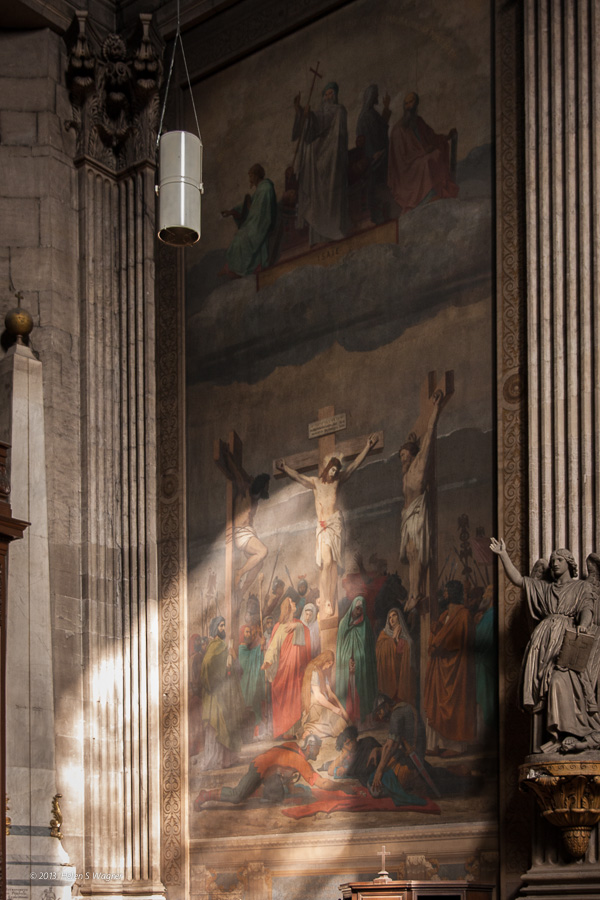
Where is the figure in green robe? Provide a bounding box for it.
[238,624,265,728]
[335,595,377,724]
[200,616,245,770]
[221,163,277,276]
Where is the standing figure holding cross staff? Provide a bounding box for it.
[291,69,350,245]
[276,434,378,619]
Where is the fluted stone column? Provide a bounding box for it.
[66,13,164,899]
[518,1,600,895]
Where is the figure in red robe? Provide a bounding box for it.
[262,597,311,737]
[423,580,475,757]
[387,92,458,213]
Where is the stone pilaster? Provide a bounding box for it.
[66,11,164,899]
[518,1,600,896]
[524,0,600,558]
[0,342,76,900]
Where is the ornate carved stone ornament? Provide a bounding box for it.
[519,760,600,860]
[65,11,164,170]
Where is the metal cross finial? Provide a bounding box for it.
[378,845,388,872]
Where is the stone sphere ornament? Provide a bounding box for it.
[5,307,34,343]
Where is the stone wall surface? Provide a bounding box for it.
[0,25,85,873]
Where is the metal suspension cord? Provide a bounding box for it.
[156,0,202,150]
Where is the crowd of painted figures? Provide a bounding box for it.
[191,538,600,813]
[189,556,496,811]
[219,84,458,277]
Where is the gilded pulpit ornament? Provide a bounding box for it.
[491,538,600,858]
[50,793,63,839]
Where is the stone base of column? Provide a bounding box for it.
[6,833,75,900]
[520,864,600,898]
[78,881,166,899]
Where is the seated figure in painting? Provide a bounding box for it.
[219,163,278,277]
[300,650,351,739]
[491,538,600,753]
[387,92,458,213]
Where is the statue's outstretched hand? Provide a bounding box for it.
[490,537,505,555]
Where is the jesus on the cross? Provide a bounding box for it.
[276,433,378,618]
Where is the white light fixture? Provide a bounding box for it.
[156,1,203,246]
[158,131,203,245]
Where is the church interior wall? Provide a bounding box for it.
[5,1,600,899]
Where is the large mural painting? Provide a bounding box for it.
[184,0,495,850]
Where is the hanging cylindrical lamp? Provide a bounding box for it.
[155,0,204,247]
[158,131,203,245]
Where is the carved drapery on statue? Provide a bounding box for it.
[492,539,600,860]
[491,541,600,755]
[66,10,163,169]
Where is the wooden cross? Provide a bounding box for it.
[309,61,323,92]
[409,370,453,469]
[214,430,249,642]
[273,405,383,480]
[291,61,323,172]
[273,405,382,648]
[404,370,453,711]
[377,845,389,873]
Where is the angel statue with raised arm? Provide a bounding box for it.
[491,538,600,754]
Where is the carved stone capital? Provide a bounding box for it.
[66,11,163,171]
[519,758,600,860]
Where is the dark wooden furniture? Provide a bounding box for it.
[340,880,495,900]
